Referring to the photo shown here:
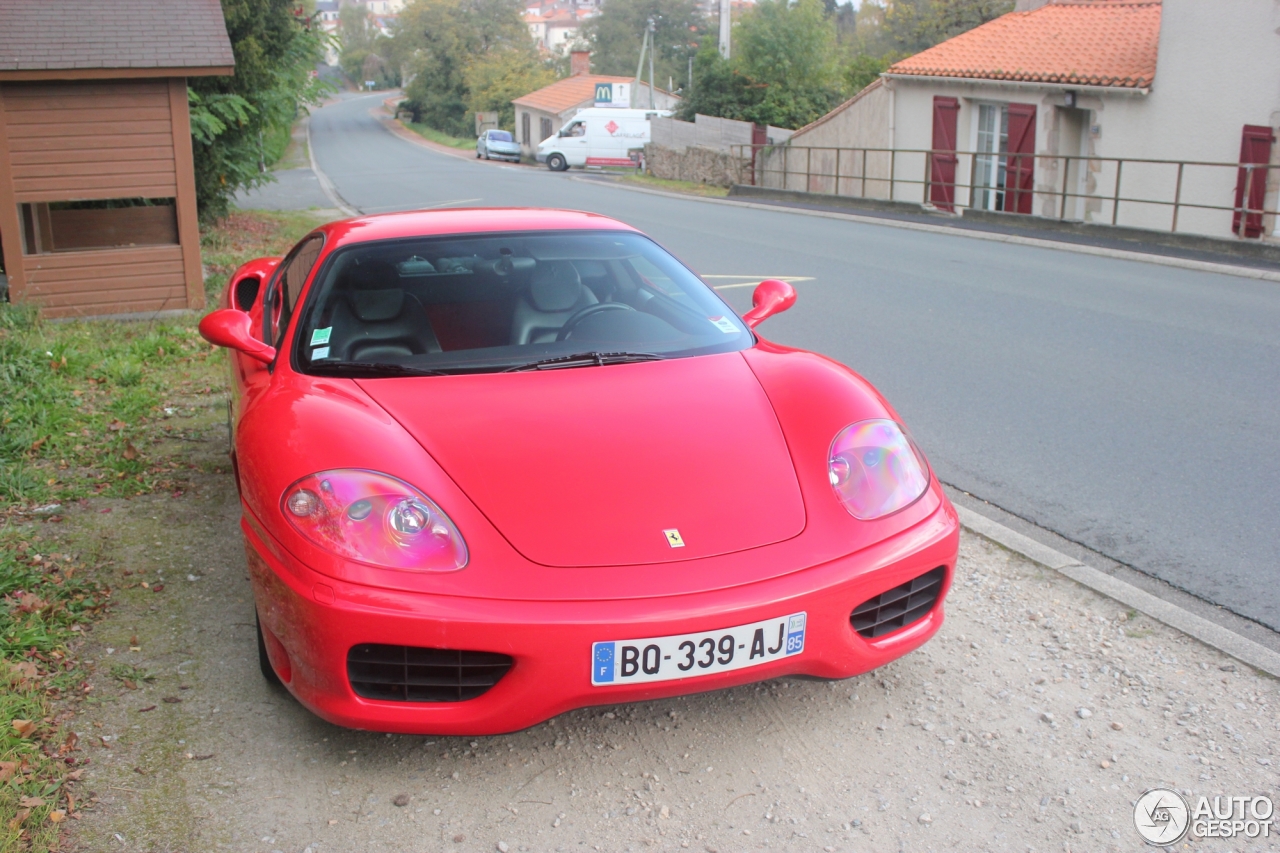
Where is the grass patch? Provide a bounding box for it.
[624,174,731,198]
[0,209,317,851]
[404,122,476,150]
[201,209,329,303]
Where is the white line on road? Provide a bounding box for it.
[306,116,360,217]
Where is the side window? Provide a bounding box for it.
[566,122,586,138]
[266,234,324,346]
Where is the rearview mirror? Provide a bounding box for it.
[742,279,796,329]
[199,308,277,364]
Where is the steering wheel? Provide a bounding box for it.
[556,302,635,342]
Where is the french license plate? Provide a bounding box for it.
[591,612,806,686]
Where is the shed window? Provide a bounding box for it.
[540,117,553,142]
[19,198,177,254]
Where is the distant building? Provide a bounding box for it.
[776,0,1279,240]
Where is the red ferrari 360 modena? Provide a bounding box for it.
[200,208,959,735]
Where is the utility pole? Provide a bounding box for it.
[719,0,731,58]
[632,23,648,107]
[648,17,656,108]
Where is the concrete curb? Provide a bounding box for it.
[956,504,1280,679]
[306,113,360,218]
[577,176,1280,283]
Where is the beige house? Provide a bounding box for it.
[765,0,1280,240]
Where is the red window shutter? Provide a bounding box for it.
[1005,103,1037,214]
[1232,124,1274,238]
[930,96,960,211]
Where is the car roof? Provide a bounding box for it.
[316,208,639,248]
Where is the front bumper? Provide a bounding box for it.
[535,151,548,163]
[488,147,521,160]
[245,503,957,735]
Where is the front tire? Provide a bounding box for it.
[256,613,282,686]
[547,153,568,172]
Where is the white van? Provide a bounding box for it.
[536,107,673,171]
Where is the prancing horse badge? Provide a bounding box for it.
[663,529,685,548]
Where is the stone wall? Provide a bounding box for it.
[644,143,747,187]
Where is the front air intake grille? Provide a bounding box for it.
[347,644,513,703]
[851,567,945,638]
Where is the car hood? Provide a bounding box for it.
[357,353,806,567]
[486,140,520,150]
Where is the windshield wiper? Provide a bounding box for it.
[309,361,451,378]
[503,351,666,372]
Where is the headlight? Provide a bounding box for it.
[828,420,930,520]
[281,470,468,572]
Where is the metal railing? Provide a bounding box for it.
[728,144,1277,239]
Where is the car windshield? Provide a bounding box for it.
[292,230,752,376]
[487,130,513,142]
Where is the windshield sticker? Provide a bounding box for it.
[310,326,332,346]
[708,316,738,334]
[312,346,330,360]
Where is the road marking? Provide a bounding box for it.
[305,116,360,217]
[426,198,483,209]
[705,275,814,291]
[955,504,1280,678]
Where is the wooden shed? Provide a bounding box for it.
[0,0,233,318]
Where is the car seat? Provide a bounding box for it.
[509,260,597,345]
[327,258,442,361]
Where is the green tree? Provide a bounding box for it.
[464,48,557,130]
[880,0,1013,55]
[842,52,893,93]
[579,0,706,94]
[397,0,534,137]
[189,0,331,221]
[679,0,840,129]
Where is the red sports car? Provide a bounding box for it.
[200,208,959,735]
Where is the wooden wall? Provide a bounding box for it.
[0,78,204,318]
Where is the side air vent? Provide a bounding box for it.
[347,644,513,702]
[851,567,945,639]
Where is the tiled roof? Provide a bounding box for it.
[0,0,234,73]
[513,75,635,114]
[887,0,1161,89]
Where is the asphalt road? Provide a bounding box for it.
[304,93,1280,634]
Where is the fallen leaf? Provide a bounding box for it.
[192,754,214,761]
[12,719,36,738]
[122,441,138,461]
[0,761,16,781]
[152,584,165,592]
[16,594,48,614]
[328,819,338,826]
[122,679,137,690]
[393,793,410,807]
[18,796,45,809]
[63,731,78,750]
[66,769,84,781]
[48,810,65,823]
[129,635,138,646]
[10,806,31,829]
[137,705,156,713]
[108,420,126,431]
[29,436,47,452]
[133,766,147,775]
[162,696,181,704]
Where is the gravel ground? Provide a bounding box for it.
[65,477,1278,853]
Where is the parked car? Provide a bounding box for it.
[198,208,958,735]
[476,128,520,162]
[537,107,671,171]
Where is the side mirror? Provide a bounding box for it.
[742,279,797,329]
[199,308,276,364]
